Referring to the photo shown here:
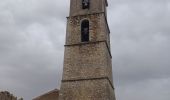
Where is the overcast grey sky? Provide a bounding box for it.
[0,0,170,100]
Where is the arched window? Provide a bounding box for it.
[82,0,90,9]
[81,20,89,42]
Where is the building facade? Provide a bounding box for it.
[59,0,116,100]
[0,91,17,100]
[32,89,59,100]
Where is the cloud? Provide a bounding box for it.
[109,1,170,100]
[0,0,67,99]
[0,0,169,100]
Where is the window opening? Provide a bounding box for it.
[81,20,89,42]
[82,0,90,9]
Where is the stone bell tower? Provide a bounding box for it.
[59,0,116,100]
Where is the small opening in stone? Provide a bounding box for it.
[82,0,90,9]
[81,20,89,42]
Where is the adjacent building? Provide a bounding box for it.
[32,89,59,100]
[0,91,17,100]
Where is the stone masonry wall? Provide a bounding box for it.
[59,0,116,99]
[63,42,112,82]
[59,79,114,100]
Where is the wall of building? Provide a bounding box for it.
[33,89,59,100]
[0,91,17,100]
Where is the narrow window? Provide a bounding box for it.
[81,20,89,42]
[82,0,90,9]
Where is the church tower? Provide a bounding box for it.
[59,0,116,100]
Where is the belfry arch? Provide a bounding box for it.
[81,20,89,42]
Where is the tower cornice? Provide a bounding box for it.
[64,40,112,58]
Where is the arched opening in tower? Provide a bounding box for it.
[81,20,89,42]
[82,0,90,9]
